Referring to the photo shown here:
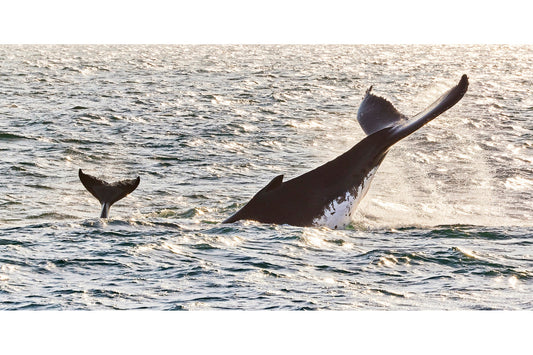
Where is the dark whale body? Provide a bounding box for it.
[224,75,469,228]
[79,169,140,218]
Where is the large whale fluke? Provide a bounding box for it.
[357,74,469,137]
[78,169,140,218]
[223,75,469,228]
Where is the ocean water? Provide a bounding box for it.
[0,45,532,310]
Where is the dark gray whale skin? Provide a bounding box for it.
[79,169,140,218]
[223,75,469,228]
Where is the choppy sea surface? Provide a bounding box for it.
[1,45,532,310]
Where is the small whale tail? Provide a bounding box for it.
[78,169,140,218]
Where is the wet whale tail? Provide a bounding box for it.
[357,74,469,140]
[78,169,140,218]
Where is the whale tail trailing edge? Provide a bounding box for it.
[78,169,140,218]
[357,74,469,140]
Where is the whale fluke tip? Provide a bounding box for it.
[459,74,469,91]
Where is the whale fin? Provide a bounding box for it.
[79,169,140,218]
[357,86,409,135]
[259,175,284,193]
[222,175,284,224]
[391,74,469,141]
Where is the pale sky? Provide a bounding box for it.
[1,0,531,43]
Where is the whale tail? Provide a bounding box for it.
[78,169,140,218]
[357,74,469,138]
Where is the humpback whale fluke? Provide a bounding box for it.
[78,169,140,218]
[224,75,469,228]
